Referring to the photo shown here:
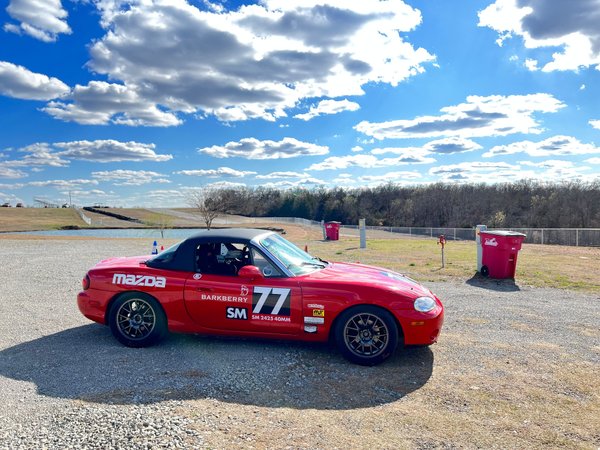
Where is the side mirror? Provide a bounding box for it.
[238,265,264,280]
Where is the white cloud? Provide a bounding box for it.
[13,143,69,167]
[478,0,600,72]
[429,161,524,183]
[524,58,539,71]
[54,140,173,162]
[199,137,328,159]
[2,140,172,170]
[424,137,483,154]
[44,81,182,126]
[483,135,600,157]
[585,157,600,164]
[355,93,564,140]
[580,84,586,91]
[332,173,355,184]
[46,0,434,125]
[259,177,327,189]
[91,170,171,186]
[256,171,310,179]
[358,171,422,183]
[0,166,27,179]
[27,179,99,189]
[61,189,109,198]
[308,152,434,171]
[4,0,71,42]
[371,137,481,157]
[294,99,360,121]
[0,61,69,100]
[204,181,247,190]
[590,120,600,130]
[351,146,364,152]
[518,160,593,180]
[0,191,23,204]
[175,167,256,178]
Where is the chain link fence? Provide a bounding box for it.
[248,217,600,247]
[343,225,600,247]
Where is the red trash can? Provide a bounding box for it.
[479,230,526,279]
[325,221,341,240]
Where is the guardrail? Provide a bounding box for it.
[74,207,92,225]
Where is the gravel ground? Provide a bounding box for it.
[0,237,598,449]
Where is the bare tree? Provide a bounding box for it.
[187,188,222,230]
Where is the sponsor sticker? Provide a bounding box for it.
[226,307,248,320]
[252,286,291,316]
[312,309,325,317]
[304,316,324,325]
[112,273,166,288]
[307,303,324,309]
[201,294,247,303]
[240,285,249,296]
[193,273,202,280]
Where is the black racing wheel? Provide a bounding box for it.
[108,292,168,348]
[334,305,399,366]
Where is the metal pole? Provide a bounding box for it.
[576,229,579,247]
[359,218,366,249]
[541,229,544,245]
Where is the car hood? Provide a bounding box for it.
[92,255,149,270]
[302,261,434,298]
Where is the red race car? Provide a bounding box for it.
[78,228,444,365]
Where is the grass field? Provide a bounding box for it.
[0,208,87,232]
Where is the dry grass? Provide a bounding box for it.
[0,208,87,232]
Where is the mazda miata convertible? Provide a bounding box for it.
[78,228,444,365]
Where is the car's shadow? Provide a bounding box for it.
[0,325,434,410]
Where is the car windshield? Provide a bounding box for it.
[260,233,327,276]
[147,241,181,264]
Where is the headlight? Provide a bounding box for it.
[414,297,436,312]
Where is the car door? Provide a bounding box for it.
[183,243,302,335]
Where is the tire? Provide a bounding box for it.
[480,265,490,277]
[108,292,168,348]
[334,305,399,366]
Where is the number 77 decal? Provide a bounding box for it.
[252,287,291,315]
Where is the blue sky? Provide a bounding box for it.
[0,0,599,207]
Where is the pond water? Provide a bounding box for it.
[9,228,204,239]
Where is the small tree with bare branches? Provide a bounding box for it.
[187,188,222,230]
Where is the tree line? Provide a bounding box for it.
[201,180,600,228]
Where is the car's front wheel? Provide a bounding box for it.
[108,292,167,347]
[334,305,399,366]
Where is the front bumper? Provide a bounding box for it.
[395,304,444,345]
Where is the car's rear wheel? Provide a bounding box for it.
[108,292,167,347]
[335,305,399,366]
